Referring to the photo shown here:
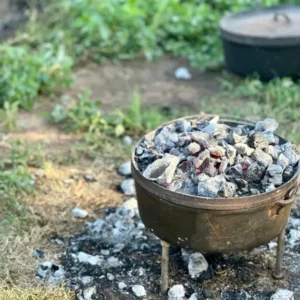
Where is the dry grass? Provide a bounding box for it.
[0,285,74,300]
[0,162,125,292]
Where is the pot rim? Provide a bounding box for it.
[220,4,300,47]
[131,115,300,211]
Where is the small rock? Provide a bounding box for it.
[174,67,192,80]
[168,284,185,300]
[186,142,201,155]
[143,154,180,185]
[175,119,192,133]
[268,241,277,250]
[277,153,290,169]
[270,289,294,300]
[73,252,103,266]
[189,293,199,300]
[123,135,133,145]
[78,286,97,300]
[118,282,127,290]
[121,179,136,196]
[283,165,295,182]
[255,118,278,132]
[83,174,97,182]
[81,276,93,285]
[32,249,46,259]
[72,207,88,219]
[132,285,147,297]
[235,143,254,156]
[188,252,209,279]
[107,273,115,281]
[251,148,273,167]
[118,161,131,176]
[36,262,65,285]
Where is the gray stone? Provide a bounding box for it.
[282,142,299,166]
[83,174,97,182]
[174,67,192,80]
[78,286,97,300]
[267,164,283,186]
[270,289,294,300]
[143,154,180,185]
[107,273,115,280]
[198,175,225,198]
[188,252,209,279]
[132,285,147,297]
[33,249,45,259]
[36,262,65,285]
[230,132,248,145]
[73,252,103,266]
[122,135,133,145]
[261,131,279,145]
[267,145,279,159]
[251,149,273,167]
[107,256,122,268]
[189,293,199,300]
[168,284,185,300]
[186,142,201,155]
[277,153,290,169]
[235,143,254,156]
[72,207,88,219]
[193,149,210,169]
[255,118,278,132]
[175,119,192,133]
[118,282,127,290]
[118,161,131,176]
[225,144,237,165]
[121,179,136,196]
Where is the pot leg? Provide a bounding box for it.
[161,240,170,294]
[272,228,286,280]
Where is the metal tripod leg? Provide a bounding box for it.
[272,228,285,280]
[161,240,170,294]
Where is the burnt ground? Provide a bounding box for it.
[1,56,300,299]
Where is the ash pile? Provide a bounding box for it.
[35,197,300,299]
[136,115,299,198]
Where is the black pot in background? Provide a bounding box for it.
[220,5,300,81]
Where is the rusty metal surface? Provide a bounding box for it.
[131,118,300,253]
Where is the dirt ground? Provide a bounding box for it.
[1,57,299,300]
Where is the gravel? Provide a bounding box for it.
[72,207,88,219]
[135,115,299,198]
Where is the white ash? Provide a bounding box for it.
[188,252,209,279]
[168,284,186,300]
[136,116,299,198]
[107,273,115,281]
[132,284,147,297]
[72,207,88,219]
[121,178,136,196]
[36,261,65,285]
[77,286,97,300]
[288,229,300,246]
[189,293,199,300]
[270,289,294,300]
[118,161,131,176]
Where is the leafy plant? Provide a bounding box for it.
[0,101,19,131]
[0,44,73,110]
[19,0,287,70]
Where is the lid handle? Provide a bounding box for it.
[273,12,291,24]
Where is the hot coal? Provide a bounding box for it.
[135,115,299,198]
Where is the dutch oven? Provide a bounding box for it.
[220,5,300,80]
[131,117,300,254]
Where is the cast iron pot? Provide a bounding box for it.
[220,5,300,81]
[131,117,300,253]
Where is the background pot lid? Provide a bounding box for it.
[220,5,300,46]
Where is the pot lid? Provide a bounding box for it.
[220,5,300,46]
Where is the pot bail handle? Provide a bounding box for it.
[273,12,291,24]
[275,187,297,207]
